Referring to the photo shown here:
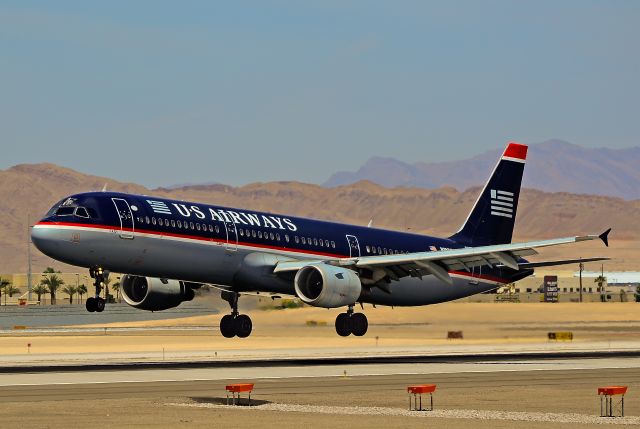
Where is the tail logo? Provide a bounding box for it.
[490,189,514,218]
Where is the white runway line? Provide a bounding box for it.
[170,402,640,425]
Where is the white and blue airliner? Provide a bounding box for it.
[31,143,610,338]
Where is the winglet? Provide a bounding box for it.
[599,228,611,247]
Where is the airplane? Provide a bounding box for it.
[31,142,610,338]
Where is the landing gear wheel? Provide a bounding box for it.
[220,314,236,338]
[95,297,105,313]
[335,313,352,337]
[351,313,368,337]
[86,297,96,312]
[235,314,253,338]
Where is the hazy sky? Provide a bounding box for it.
[2,1,638,187]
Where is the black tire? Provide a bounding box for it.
[220,314,236,338]
[235,314,253,338]
[335,313,352,337]
[95,297,106,313]
[351,313,368,337]
[86,297,96,312]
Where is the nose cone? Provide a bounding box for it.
[31,224,59,258]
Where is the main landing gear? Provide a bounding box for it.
[335,305,368,337]
[220,291,253,338]
[86,266,106,313]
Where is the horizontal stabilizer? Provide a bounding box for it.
[599,228,611,247]
[514,257,609,269]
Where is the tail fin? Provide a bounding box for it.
[449,142,527,246]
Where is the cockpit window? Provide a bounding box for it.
[55,207,76,216]
[75,207,90,218]
[54,206,94,218]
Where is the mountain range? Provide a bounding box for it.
[324,140,640,199]
[1,162,638,274]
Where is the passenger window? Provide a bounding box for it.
[190,222,194,229]
[308,238,312,245]
[301,237,306,244]
[258,231,262,238]
[384,248,388,255]
[270,232,274,240]
[145,216,150,224]
[276,233,280,241]
[319,239,324,247]
[252,230,256,238]
[171,220,175,227]
[152,217,157,225]
[177,220,182,228]
[331,241,335,248]
[325,240,329,247]
[295,236,299,243]
[239,229,244,236]
[366,245,371,253]
[196,223,201,231]
[377,246,382,254]
[216,225,220,233]
[285,235,289,243]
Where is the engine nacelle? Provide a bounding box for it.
[294,264,362,308]
[120,275,195,311]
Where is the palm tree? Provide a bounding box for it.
[111,281,121,303]
[5,285,20,299]
[62,285,78,304]
[0,278,10,306]
[32,284,49,304]
[77,284,88,303]
[41,268,64,305]
[594,274,607,302]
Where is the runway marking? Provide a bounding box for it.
[1,363,639,387]
[169,402,640,425]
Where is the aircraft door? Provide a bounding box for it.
[225,221,238,252]
[346,235,361,258]
[112,198,134,239]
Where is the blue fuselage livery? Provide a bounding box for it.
[31,142,609,338]
[34,191,526,296]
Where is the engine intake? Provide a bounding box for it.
[294,264,361,308]
[121,275,195,311]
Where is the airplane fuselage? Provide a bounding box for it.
[31,191,531,307]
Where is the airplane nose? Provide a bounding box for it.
[31,225,58,256]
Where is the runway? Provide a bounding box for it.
[1,355,639,428]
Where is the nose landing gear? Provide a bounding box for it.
[86,266,107,313]
[335,305,368,337]
[220,291,253,338]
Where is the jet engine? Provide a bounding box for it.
[294,264,361,308]
[120,275,195,311]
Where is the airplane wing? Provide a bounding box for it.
[273,229,611,286]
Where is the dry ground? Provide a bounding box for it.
[1,302,639,356]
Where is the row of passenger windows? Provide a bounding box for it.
[135,216,337,249]
[365,245,409,255]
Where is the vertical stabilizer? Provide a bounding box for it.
[449,142,527,246]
